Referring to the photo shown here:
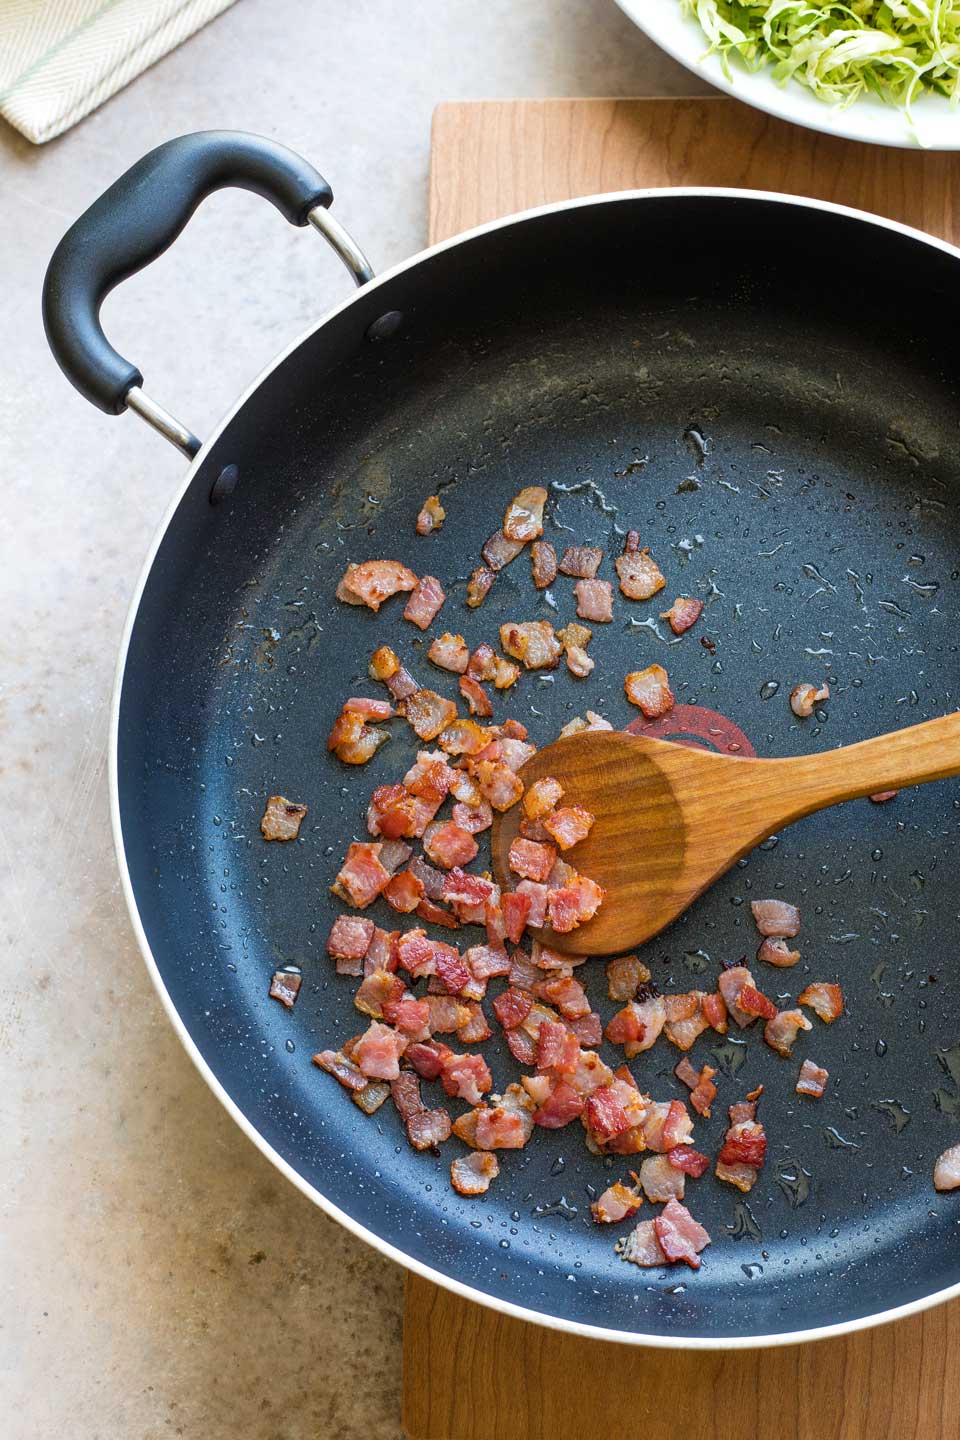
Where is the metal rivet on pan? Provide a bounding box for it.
[366,310,404,341]
[209,464,239,506]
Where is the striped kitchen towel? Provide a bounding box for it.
[0,0,238,144]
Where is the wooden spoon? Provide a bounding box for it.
[490,714,960,956]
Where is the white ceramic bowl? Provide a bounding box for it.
[618,0,960,149]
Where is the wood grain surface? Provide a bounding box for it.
[404,98,960,1440]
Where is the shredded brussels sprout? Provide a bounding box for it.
[681,0,960,112]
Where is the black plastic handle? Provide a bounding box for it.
[42,130,333,415]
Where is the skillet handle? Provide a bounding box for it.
[42,130,374,458]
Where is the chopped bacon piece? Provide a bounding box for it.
[674,1056,700,1090]
[536,1021,581,1075]
[441,1051,493,1105]
[717,965,756,1029]
[466,566,496,608]
[751,898,801,938]
[356,968,407,1019]
[522,776,563,820]
[499,620,562,670]
[366,785,423,840]
[388,998,432,1042]
[415,897,460,930]
[404,751,456,803]
[689,1066,718,1118]
[624,664,674,718]
[508,837,558,883]
[559,545,603,579]
[432,944,472,995]
[464,645,495,682]
[457,1001,493,1044]
[465,943,510,983]
[378,838,413,874]
[606,954,650,1002]
[654,1200,711,1269]
[424,994,471,1034]
[327,915,375,969]
[622,991,666,1057]
[260,794,308,841]
[327,707,390,765]
[497,890,529,945]
[369,644,401,681]
[450,1152,500,1195]
[560,710,613,737]
[758,937,800,968]
[386,666,420,703]
[701,991,728,1033]
[660,596,703,635]
[574,578,614,623]
[269,970,301,1008]
[471,758,525,812]
[482,529,525,571]
[536,974,590,1020]
[729,1099,758,1125]
[569,1011,603,1047]
[383,869,425,913]
[406,858,443,904]
[515,880,547,928]
[719,1120,767,1168]
[355,1021,407,1080]
[438,718,492,757]
[616,535,666,600]
[529,1078,583,1129]
[621,1219,668,1266]
[422,821,479,870]
[404,1042,450,1080]
[352,1080,391,1115]
[606,1003,646,1049]
[313,1048,367,1091]
[331,842,391,908]
[798,982,844,1023]
[441,867,496,909]
[668,1146,710,1178]
[531,540,558,589]
[408,1107,453,1150]
[395,929,435,979]
[585,1085,635,1143]
[338,558,418,611]
[503,485,547,542]
[458,1085,535,1150]
[343,696,394,720]
[493,987,533,1031]
[790,681,830,718]
[402,689,459,742]
[458,675,493,718]
[715,1160,759,1192]
[556,621,595,678]
[496,736,536,772]
[796,1058,829,1098]
[364,927,399,976]
[934,1144,960,1191]
[591,1181,643,1224]
[641,1099,693,1153]
[738,984,778,1021]
[403,574,446,630]
[638,1153,686,1203]
[416,494,445,535]
[547,873,604,932]
[427,632,470,673]
[870,789,898,803]
[764,1008,812,1057]
[569,1050,615,1100]
[542,805,595,851]
[664,993,711,1051]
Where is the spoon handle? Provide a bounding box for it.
[763,711,960,819]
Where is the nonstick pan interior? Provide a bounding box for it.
[117,196,960,1341]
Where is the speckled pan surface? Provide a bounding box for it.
[114,193,960,1343]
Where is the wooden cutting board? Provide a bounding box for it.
[403,99,960,1440]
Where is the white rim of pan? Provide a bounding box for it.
[109,188,960,1349]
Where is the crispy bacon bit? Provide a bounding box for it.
[509,837,558,883]
[482,529,525,572]
[259,800,308,840]
[378,836,414,873]
[559,710,613,737]
[689,1066,718,1119]
[459,675,493,717]
[493,987,533,1030]
[424,994,471,1033]
[390,998,432,1041]
[522,777,562,820]
[638,1153,686,1203]
[606,954,651,1002]
[493,658,521,689]
[790,681,830,718]
[591,1180,643,1224]
[548,873,604,932]
[464,944,510,983]
[758,937,800,968]
[559,545,603,579]
[570,1011,603,1047]
[391,1071,428,1120]
[403,575,446,630]
[515,880,548,928]
[664,999,710,1052]
[269,970,301,1008]
[718,1120,767,1169]
[503,485,548,542]
[557,620,595,677]
[458,1001,493,1043]
[796,1058,829,1098]
[717,965,756,1029]
[715,1160,759,1192]
[471,758,525,811]
[536,1021,581,1075]
[356,969,407,1019]
[496,736,537,772]
[355,1021,407,1080]
[738,984,778,1021]
[428,632,470,673]
[450,1152,499,1196]
[466,566,496,608]
[343,696,394,719]
[566,648,595,679]
[542,805,595,851]
[408,1107,454,1151]
[327,916,375,971]
[616,534,666,600]
[415,897,458,931]
[369,645,400,682]
[751,898,801,938]
[668,1146,710,1178]
[798,982,844,1023]
[328,707,390,765]
[701,991,728,1033]
[383,869,425,913]
[624,664,674,718]
[455,1085,535,1150]
[337,558,418,611]
[386,665,420,701]
[531,540,558,589]
[416,494,445,535]
[438,718,491,757]
[620,1219,668,1267]
[501,891,531,944]
[574,578,613,623]
[313,1048,367,1091]
[433,945,472,995]
[331,842,391,908]
[537,974,590,1020]
[352,1080,391,1115]
[660,596,703,635]
[653,1199,711,1269]
[674,1056,699,1090]
[764,1008,812,1057]
[441,1051,493,1104]
[609,992,665,1057]
[499,620,562,670]
[364,927,399,975]
[934,1144,960,1191]
[402,689,459,742]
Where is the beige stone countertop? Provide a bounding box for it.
[1,4,701,1434]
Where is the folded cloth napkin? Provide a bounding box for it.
[0,0,237,144]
